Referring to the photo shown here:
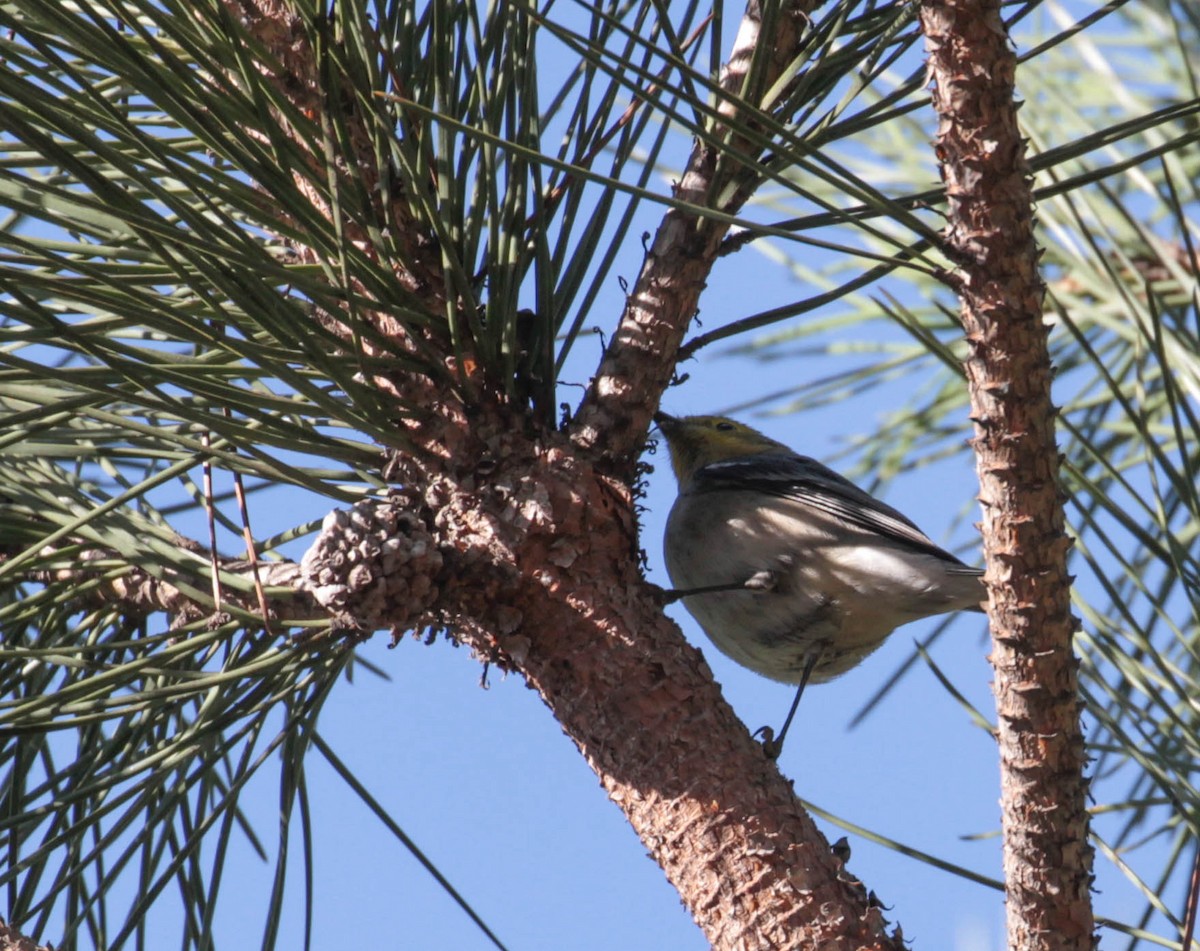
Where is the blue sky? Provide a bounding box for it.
[6,2,1192,948]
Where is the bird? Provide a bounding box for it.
[654,412,984,756]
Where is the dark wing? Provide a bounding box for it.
[694,452,979,570]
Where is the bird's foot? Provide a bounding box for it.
[660,571,779,604]
[753,725,783,760]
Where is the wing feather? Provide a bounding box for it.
[695,453,978,571]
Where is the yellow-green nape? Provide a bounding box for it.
[653,412,789,484]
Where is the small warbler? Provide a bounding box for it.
[655,412,984,756]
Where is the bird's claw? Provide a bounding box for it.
[753,725,783,760]
[654,584,684,605]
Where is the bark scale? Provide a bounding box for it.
[919,2,1096,948]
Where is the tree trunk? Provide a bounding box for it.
[227,0,911,947]
[919,1,1097,948]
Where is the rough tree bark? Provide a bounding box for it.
[217,0,907,948]
[919,1,1097,948]
[0,921,48,951]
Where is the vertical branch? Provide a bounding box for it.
[919,2,1096,949]
[571,0,816,469]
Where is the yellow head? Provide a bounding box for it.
[654,413,790,485]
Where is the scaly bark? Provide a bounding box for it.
[225,0,909,946]
[0,920,49,951]
[919,1,1096,948]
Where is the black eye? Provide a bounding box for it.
[716,421,736,431]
